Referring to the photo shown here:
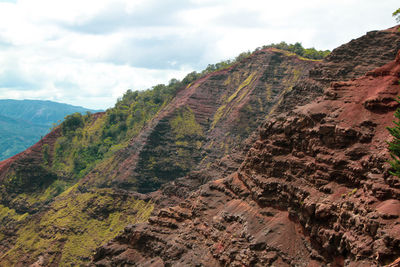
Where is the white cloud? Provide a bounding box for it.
[0,0,398,109]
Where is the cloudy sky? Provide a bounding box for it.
[0,0,398,109]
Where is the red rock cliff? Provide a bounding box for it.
[91,27,400,267]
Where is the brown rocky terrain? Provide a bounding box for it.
[0,25,400,266]
[92,27,400,266]
[0,34,321,265]
[149,25,400,209]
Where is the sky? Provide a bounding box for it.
[0,0,398,109]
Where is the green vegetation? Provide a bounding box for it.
[0,163,63,214]
[53,80,186,179]
[201,51,252,74]
[388,97,400,177]
[61,112,85,135]
[200,42,329,76]
[47,75,207,189]
[0,187,153,266]
[261,42,330,60]
[393,8,400,22]
[348,188,357,196]
[3,164,57,194]
[341,188,358,198]
[42,144,50,165]
[227,72,257,103]
[0,100,99,161]
[10,180,70,209]
[0,204,28,223]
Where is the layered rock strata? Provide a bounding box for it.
[92,28,400,266]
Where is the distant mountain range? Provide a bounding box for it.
[0,99,101,160]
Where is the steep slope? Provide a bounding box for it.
[92,27,400,266]
[0,114,48,161]
[147,26,400,209]
[0,99,100,160]
[0,47,319,265]
[82,48,317,193]
[0,111,157,266]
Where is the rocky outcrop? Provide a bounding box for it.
[310,26,400,84]
[92,28,400,266]
[84,48,317,193]
[143,26,400,206]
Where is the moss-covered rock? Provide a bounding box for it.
[0,186,153,266]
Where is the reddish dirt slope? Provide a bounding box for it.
[91,30,400,266]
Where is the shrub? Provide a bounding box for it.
[387,97,400,177]
[393,8,400,22]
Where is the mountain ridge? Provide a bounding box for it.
[0,47,319,266]
[0,27,400,266]
[0,99,101,160]
[0,99,102,126]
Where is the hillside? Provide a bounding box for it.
[0,115,46,160]
[81,47,319,194]
[0,26,400,266]
[92,27,400,266]
[0,44,322,265]
[0,99,100,160]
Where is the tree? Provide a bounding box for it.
[387,97,400,177]
[61,112,84,135]
[393,8,400,22]
[42,144,50,165]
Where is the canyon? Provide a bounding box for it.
[0,26,400,266]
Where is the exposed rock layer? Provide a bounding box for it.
[84,48,317,193]
[92,27,400,266]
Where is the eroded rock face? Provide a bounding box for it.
[84,48,317,193]
[91,28,400,266]
[146,27,400,208]
[309,26,400,84]
[241,52,400,264]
